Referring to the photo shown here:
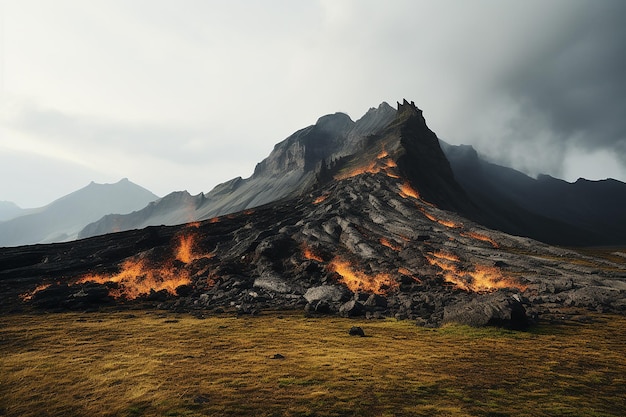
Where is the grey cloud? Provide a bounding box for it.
[498,1,626,161]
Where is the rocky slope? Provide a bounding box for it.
[78,103,397,239]
[2,102,625,328]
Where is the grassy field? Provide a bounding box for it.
[1,311,625,417]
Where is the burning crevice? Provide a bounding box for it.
[426,251,526,293]
[333,143,401,181]
[75,233,212,300]
[328,257,398,295]
[461,231,500,248]
[380,237,402,251]
[19,283,52,302]
[312,194,330,205]
[302,244,325,263]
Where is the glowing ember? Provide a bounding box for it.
[334,160,379,180]
[313,194,330,205]
[176,234,200,263]
[431,251,460,262]
[329,258,398,294]
[398,182,420,199]
[209,217,220,223]
[398,267,421,283]
[334,144,400,181]
[302,245,324,262]
[426,252,526,293]
[461,231,500,248]
[380,237,402,251]
[19,284,52,302]
[243,209,255,215]
[77,259,192,300]
[187,221,201,228]
[417,206,461,228]
[76,233,211,300]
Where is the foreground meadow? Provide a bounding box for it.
[1,311,625,417]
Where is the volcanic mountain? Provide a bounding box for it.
[78,102,626,248]
[2,100,625,328]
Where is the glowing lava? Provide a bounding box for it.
[461,231,500,248]
[76,233,210,300]
[328,258,398,294]
[417,206,461,228]
[398,182,420,199]
[426,252,526,293]
[313,194,330,205]
[19,284,52,302]
[302,245,324,262]
[334,144,400,180]
[380,237,402,251]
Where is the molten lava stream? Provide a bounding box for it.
[328,258,398,294]
[313,194,330,205]
[426,252,525,293]
[302,244,324,262]
[461,231,500,248]
[19,284,52,301]
[398,182,420,199]
[76,233,209,300]
[380,237,402,251]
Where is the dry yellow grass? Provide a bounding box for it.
[1,311,625,417]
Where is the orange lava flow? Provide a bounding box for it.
[313,194,330,205]
[186,222,201,228]
[398,182,420,199]
[426,252,526,293]
[328,258,398,294]
[461,231,500,248]
[209,217,220,223]
[76,259,192,300]
[19,284,52,302]
[76,234,210,300]
[175,234,209,263]
[302,245,324,262]
[398,267,422,283]
[380,237,402,251]
[334,144,400,180]
[417,206,460,228]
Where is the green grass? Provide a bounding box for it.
[1,311,625,416]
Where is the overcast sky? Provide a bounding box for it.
[1,0,625,208]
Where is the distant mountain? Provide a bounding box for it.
[79,100,626,247]
[440,142,626,246]
[0,201,30,222]
[0,179,159,247]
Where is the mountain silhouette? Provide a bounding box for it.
[0,179,159,247]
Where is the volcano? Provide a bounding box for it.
[2,100,625,328]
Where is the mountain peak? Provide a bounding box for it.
[397,98,421,116]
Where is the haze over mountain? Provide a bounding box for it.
[0,179,158,247]
[80,101,626,247]
[0,201,33,222]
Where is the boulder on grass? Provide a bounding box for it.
[442,293,528,330]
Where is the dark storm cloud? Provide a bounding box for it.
[500,1,626,161]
